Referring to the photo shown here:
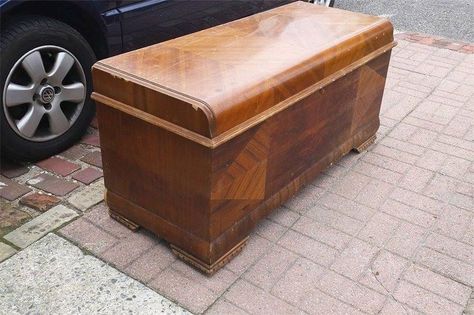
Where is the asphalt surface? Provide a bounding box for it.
[334,0,474,42]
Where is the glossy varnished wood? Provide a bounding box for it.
[92,2,395,274]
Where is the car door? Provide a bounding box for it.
[117,0,295,52]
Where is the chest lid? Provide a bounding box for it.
[92,1,395,145]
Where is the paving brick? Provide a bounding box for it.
[393,85,431,98]
[385,222,427,259]
[412,104,458,126]
[430,140,474,161]
[71,167,103,184]
[388,122,418,141]
[415,247,474,287]
[28,174,79,196]
[36,157,80,176]
[464,291,474,315]
[394,281,464,315]
[255,219,287,242]
[424,232,474,265]
[81,133,100,147]
[381,199,436,228]
[82,203,132,239]
[353,161,403,184]
[224,280,301,315]
[0,160,29,178]
[443,115,474,138]
[0,242,17,262]
[272,257,325,304]
[4,205,78,248]
[305,206,363,236]
[319,193,374,221]
[439,155,471,180]
[390,187,443,215]
[172,259,239,295]
[362,152,412,174]
[449,191,474,211]
[330,171,371,200]
[379,298,421,315]
[380,137,426,156]
[404,264,471,305]
[278,230,337,267]
[404,116,445,133]
[225,235,271,275]
[358,212,400,247]
[267,206,299,227]
[67,179,104,211]
[59,218,117,255]
[284,185,324,214]
[206,299,248,315]
[99,230,157,269]
[301,289,365,315]
[359,250,408,295]
[416,150,448,172]
[81,151,103,168]
[19,192,60,212]
[60,145,88,160]
[124,242,175,283]
[355,179,394,209]
[0,175,31,201]
[292,216,351,250]
[423,173,458,202]
[371,144,419,164]
[243,245,297,291]
[331,238,378,280]
[429,93,466,108]
[149,267,218,314]
[399,165,434,193]
[434,204,472,239]
[463,218,474,246]
[317,270,386,314]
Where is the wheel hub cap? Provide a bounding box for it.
[39,86,55,104]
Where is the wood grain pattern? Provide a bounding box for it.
[92,2,395,274]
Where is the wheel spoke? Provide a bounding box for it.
[48,106,70,135]
[59,82,85,103]
[22,51,47,83]
[5,83,35,107]
[17,105,45,138]
[48,52,75,86]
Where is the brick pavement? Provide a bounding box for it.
[1,33,473,314]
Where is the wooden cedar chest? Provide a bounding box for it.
[91,1,395,274]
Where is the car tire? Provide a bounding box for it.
[1,15,96,161]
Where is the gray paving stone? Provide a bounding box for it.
[4,205,78,248]
[68,179,104,211]
[0,233,189,315]
[0,242,17,262]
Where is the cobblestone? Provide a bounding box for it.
[67,179,104,211]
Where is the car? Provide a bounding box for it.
[0,0,334,161]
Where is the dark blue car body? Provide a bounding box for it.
[0,0,294,59]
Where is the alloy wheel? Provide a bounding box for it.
[3,45,86,142]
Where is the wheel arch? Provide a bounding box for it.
[1,1,109,59]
